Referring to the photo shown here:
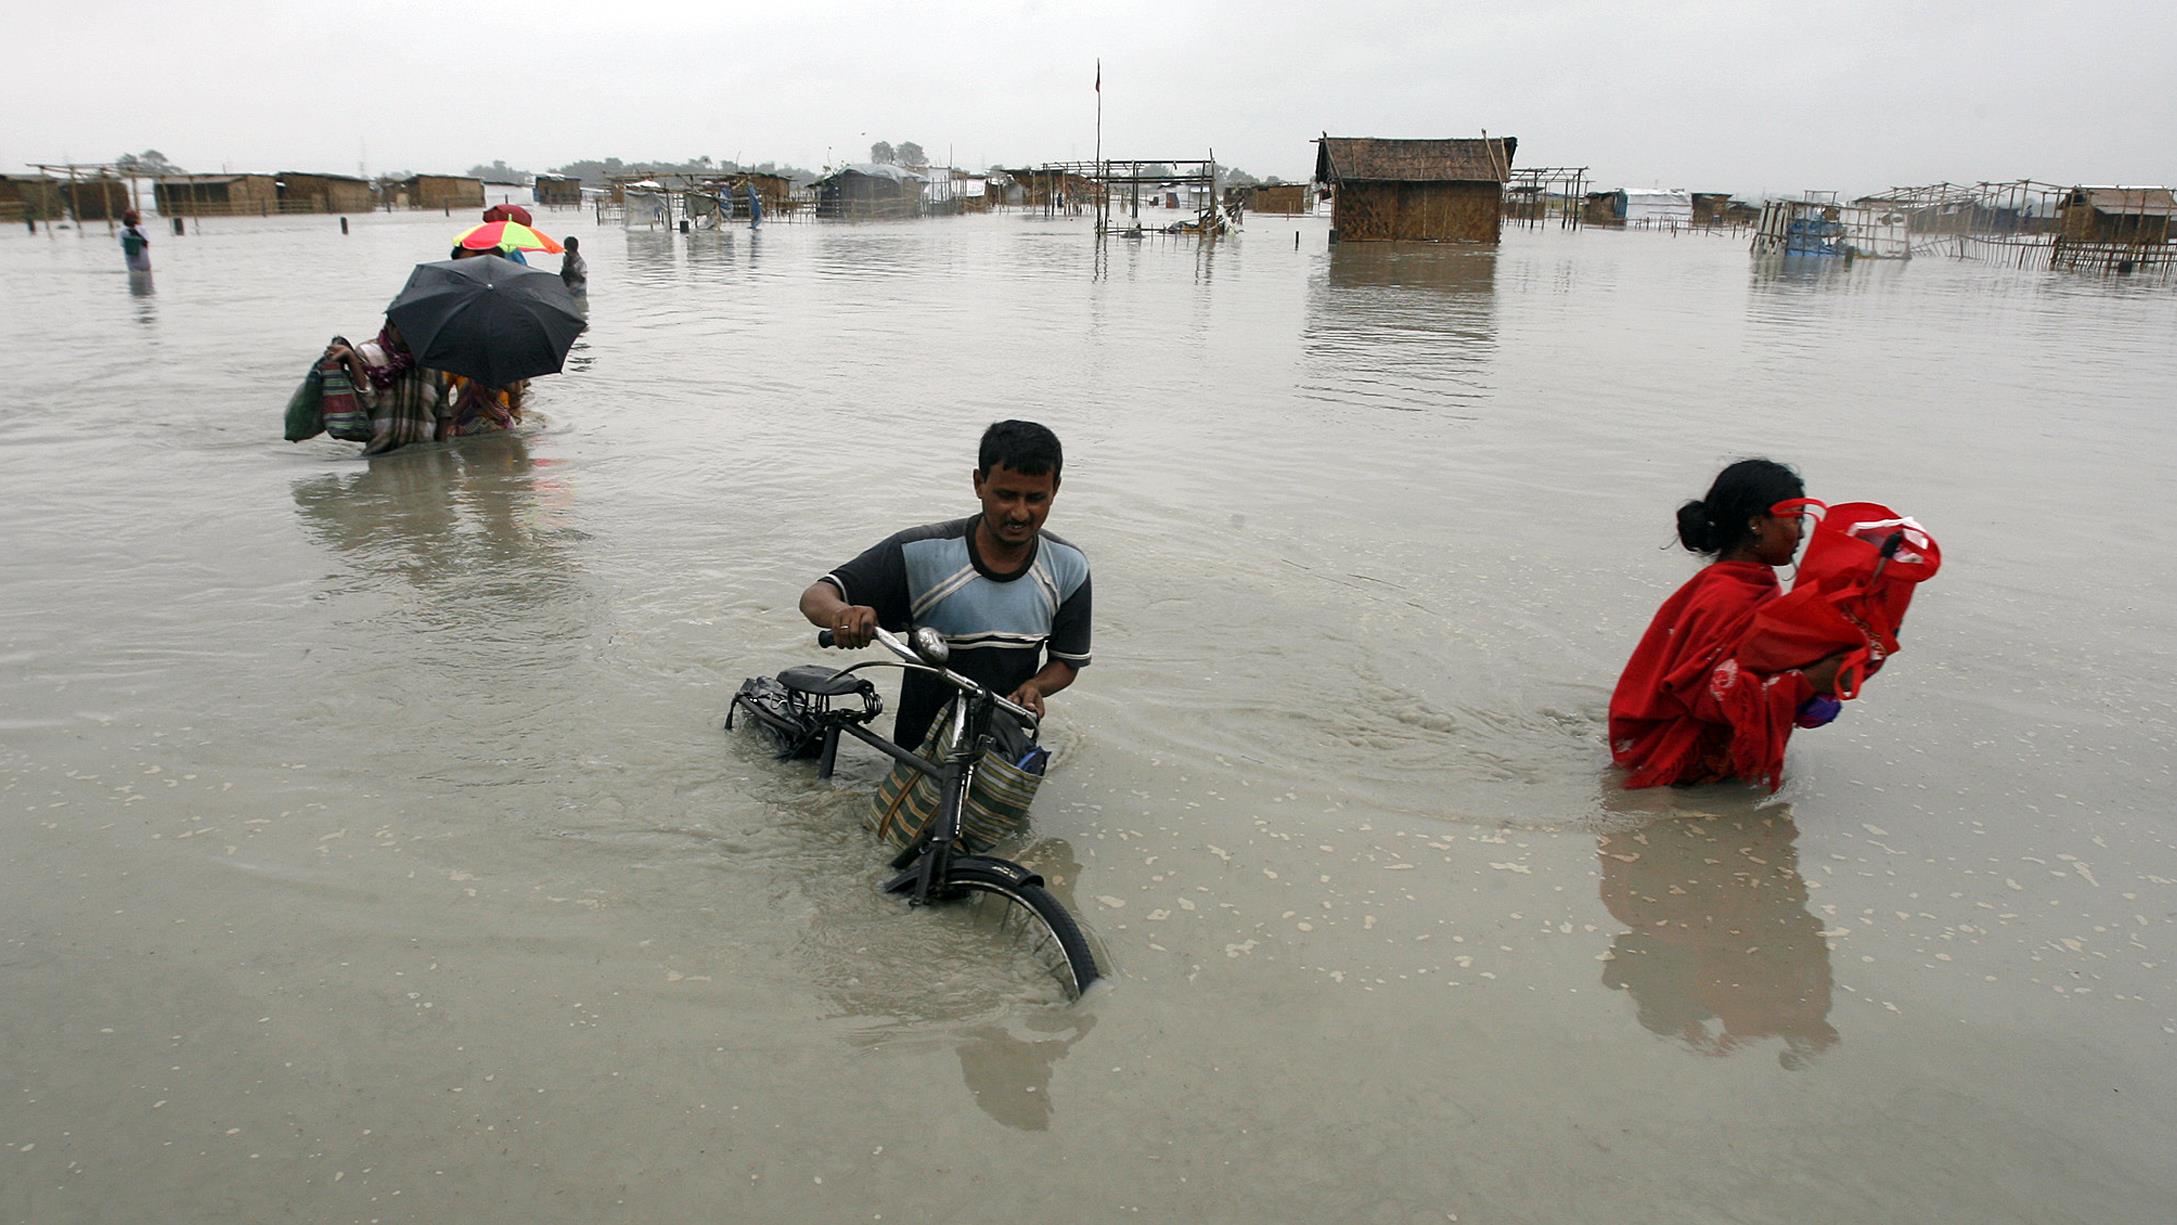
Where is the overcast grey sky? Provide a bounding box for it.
[10,0,2172,198]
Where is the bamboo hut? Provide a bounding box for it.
[533,173,582,207]
[736,172,795,213]
[277,171,374,213]
[154,173,278,217]
[1313,135,1517,243]
[0,174,66,221]
[998,168,1095,210]
[1581,191,1621,227]
[1690,192,1733,227]
[61,175,135,221]
[1240,182,1308,215]
[399,174,485,210]
[2056,186,2175,245]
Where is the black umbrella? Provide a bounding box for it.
[385,254,584,388]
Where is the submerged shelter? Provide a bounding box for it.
[398,174,484,210]
[1237,182,1309,215]
[0,174,65,221]
[737,172,795,213]
[533,174,582,207]
[154,173,278,216]
[277,171,374,213]
[1622,188,1693,227]
[2056,186,2175,245]
[1314,135,1516,243]
[812,163,924,219]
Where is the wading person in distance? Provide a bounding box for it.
[119,210,151,272]
[1608,458,1844,790]
[801,420,1091,750]
[559,235,587,297]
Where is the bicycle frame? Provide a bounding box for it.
[814,628,1040,906]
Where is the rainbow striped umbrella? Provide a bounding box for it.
[453,220,564,255]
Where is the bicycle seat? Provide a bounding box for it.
[776,665,868,698]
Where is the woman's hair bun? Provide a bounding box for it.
[1675,499,1717,554]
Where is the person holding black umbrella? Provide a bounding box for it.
[304,254,580,455]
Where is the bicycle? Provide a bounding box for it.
[730,624,1100,1001]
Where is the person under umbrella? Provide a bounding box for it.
[385,253,584,391]
[452,219,563,266]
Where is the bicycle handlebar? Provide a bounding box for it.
[818,627,1040,728]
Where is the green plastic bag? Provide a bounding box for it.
[283,368,324,442]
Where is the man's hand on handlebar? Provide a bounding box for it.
[1007,680,1047,720]
[823,605,880,650]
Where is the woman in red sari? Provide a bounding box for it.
[1609,459,1843,791]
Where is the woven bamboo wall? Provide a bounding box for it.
[411,177,485,209]
[1334,182,1503,242]
[280,175,375,213]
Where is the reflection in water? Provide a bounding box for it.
[1596,805,1839,1066]
[954,1010,1096,1131]
[623,230,679,285]
[681,230,735,273]
[794,829,1098,1127]
[1299,245,1498,415]
[289,430,583,618]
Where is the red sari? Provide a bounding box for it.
[1609,561,1812,791]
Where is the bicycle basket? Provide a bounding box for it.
[867,701,1045,853]
[726,672,880,759]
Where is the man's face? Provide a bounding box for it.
[972,463,1058,549]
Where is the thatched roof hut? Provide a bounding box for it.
[1313,135,1517,243]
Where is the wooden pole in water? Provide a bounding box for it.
[1094,57,1102,232]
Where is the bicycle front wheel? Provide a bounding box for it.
[941,861,1100,1001]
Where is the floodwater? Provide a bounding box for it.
[4,208,2174,1224]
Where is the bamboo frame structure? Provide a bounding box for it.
[1503,166,1588,229]
[28,162,142,229]
[1047,157,1226,236]
[1855,179,2173,275]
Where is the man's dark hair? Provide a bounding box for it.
[564,235,579,250]
[978,420,1063,480]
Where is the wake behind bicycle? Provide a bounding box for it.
[728,624,1100,1000]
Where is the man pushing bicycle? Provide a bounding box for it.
[799,420,1092,750]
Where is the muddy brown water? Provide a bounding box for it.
[3,211,2173,1223]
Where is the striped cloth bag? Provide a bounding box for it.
[318,340,373,442]
[866,702,1046,853]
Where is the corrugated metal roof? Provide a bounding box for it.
[1314,137,1516,185]
[2072,186,2177,216]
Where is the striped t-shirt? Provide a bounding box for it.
[823,515,1092,747]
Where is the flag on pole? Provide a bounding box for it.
[1095,59,1100,92]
